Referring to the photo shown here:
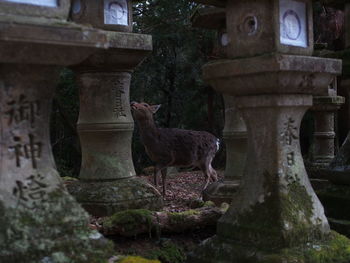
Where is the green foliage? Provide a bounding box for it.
[52,1,225,175]
[131,0,224,172]
[51,68,81,178]
[146,242,186,263]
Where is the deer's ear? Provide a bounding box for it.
[150,104,161,114]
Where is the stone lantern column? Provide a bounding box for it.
[0,1,114,261]
[188,0,350,262]
[317,1,350,183]
[203,95,247,204]
[309,95,345,169]
[66,0,163,216]
[191,7,248,204]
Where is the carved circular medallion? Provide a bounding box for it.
[109,1,127,21]
[282,10,302,41]
[240,15,258,36]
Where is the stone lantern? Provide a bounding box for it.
[0,0,115,261]
[317,0,350,180]
[67,0,163,216]
[188,0,350,262]
[191,7,248,205]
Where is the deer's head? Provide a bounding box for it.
[130,102,161,122]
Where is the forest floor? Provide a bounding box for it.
[92,170,224,263]
[143,169,224,212]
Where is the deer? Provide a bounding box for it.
[130,101,220,197]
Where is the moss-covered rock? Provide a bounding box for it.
[0,188,114,263]
[188,231,350,263]
[103,209,155,237]
[146,242,186,263]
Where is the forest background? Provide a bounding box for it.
[51,0,345,178]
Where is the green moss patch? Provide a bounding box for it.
[189,232,350,263]
[0,188,114,263]
[146,242,186,263]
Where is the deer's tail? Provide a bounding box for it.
[215,138,221,153]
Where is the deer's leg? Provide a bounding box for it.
[154,166,161,187]
[161,168,167,197]
[209,164,218,182]
[200,164,211,190]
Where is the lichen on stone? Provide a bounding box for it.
[0,187,114,263]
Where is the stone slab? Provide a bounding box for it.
[202,180,239,205]
[0,20,107,66]
[203,54,342,96]
[73,31,152,71]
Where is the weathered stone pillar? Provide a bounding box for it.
[188,0,350,260]
[203,95,247,204]
[309,95,345,169]
[0,1,114,261]
[67,33,163,216]
[328,80,350,175]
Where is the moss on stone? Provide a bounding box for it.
[0,188,114,263]
[188,232,350,263]
[146,242,186,263]
[203,201,215,207]
[218,171,325,250]
[169,210,200,224]
[103,209,155,237]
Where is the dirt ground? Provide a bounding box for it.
[141,169,224,212]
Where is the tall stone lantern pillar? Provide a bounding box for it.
[191,7,248,204]
[318,1,350,183]
[0,1,115,261]
[308,79,345,170]
[67,0,163,216]
[188,0,350,262]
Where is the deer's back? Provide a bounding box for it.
[143,128,218,167]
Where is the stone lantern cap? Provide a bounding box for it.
[71,0,135,33]
[0,18,107,66]
[191,7,225,30]
[73,31,152,72]
[193,0,316,58]
[203,54,342,96]
[0,0,70,21]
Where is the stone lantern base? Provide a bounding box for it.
[202,180,240,205]
[187,231,350,263]
[67,178,163,216]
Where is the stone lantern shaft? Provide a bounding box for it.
[188,0,350,261]
[0,3,115,260]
